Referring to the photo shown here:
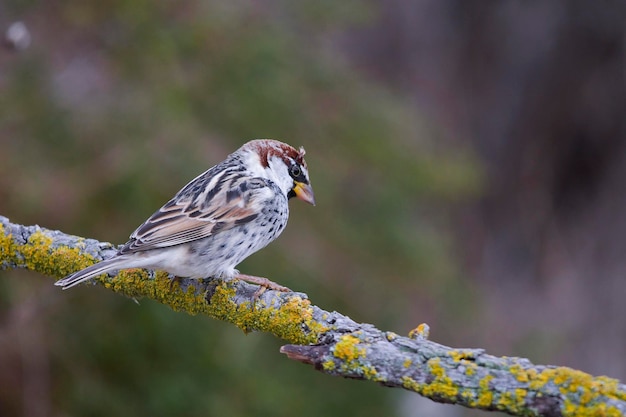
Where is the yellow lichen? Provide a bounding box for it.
[362,365,379,380]
[475,375,494,408]
[496,389,527,414]
[448,349,475,362]
[333,334,365,363]
[322,360,336,371]
[0,224,15,263]
[401,375,420,392]
[530,367,625,416]
[386,331,398,341]
[464,362,477,376]
[428,358,443,376]
[4,228,97,278]
[510,364,529,383]
[408,323,430,340]
[9,223,626,416]
[401,358,458,401]
[0,223,330,346]
[403,358,413,368]
[507,364,626,416]
[202,284,326,345]
[418,357,459,399]
[329,334,380,380]
[460,389,474,400]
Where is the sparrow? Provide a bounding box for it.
[54,139,315,293]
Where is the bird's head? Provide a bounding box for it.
[239,139,315,206]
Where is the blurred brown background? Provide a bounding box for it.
[1,1,624,416]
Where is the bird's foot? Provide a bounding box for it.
[234,273,291,308]
[168,275,184,291]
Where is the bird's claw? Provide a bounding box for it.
[234,273,291,309]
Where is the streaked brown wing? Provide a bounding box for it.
[120,178,264,254]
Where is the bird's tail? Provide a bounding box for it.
[54,257,132,290]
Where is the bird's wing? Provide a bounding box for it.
[120,173,270,254]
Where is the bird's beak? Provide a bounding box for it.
[293,182,316,206]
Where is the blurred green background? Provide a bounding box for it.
[1,1,624,416]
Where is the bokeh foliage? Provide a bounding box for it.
[1,1,482,416]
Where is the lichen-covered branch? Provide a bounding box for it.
[1,215,625,417]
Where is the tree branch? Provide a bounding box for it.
[1,215,625,417]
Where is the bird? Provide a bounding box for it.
[54,139,315,293]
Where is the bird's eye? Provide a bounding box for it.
[290,164,302,178]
